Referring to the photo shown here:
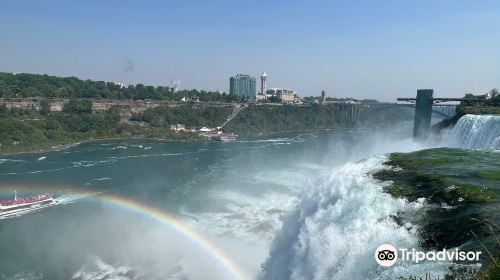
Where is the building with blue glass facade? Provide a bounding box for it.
[229,74,256,99]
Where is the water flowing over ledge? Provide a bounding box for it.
[445,114,500,150]
[260,156,449,280]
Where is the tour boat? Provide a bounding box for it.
[0,191,55,218]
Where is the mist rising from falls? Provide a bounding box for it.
[260,156,448,280]
[445,114,500,150]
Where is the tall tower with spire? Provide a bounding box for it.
[260,72,268,95]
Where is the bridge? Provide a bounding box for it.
[361,103,457,118]
[397,89,465,138]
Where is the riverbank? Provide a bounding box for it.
[0,127,356,155]
[373,148,500,279]
[0,125,400,156]
[0,102,205,155]
[0,130,201,156]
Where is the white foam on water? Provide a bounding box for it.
[184,190,299,241]
[2,166,75,175]
[129,144,143,148]
[78,159,117,165]
[93,177,112,181]
[72,256,138,280]
[4,273,43,280]
[106,152,188,161]
[238,138,293,143]
[112,146,128,150]
[0,159,26,164]
[56,191,103,205]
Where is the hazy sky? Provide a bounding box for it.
[1,0,499,101]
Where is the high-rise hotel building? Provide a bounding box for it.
[229,74,256,99]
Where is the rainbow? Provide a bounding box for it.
[0,185,248,280]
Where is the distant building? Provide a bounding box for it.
[229,74,256,99]
[170,124,186,131]
[199,127,212,132]
[294,95,303,104]
[256,94,267,101]
[256,72,268,101]
[323,99,360,104]
[113,82,125,88]
[267,88,297,103]
[485,89,498,99]
[260,72,267,95]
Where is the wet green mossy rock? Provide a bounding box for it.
[373,148,500,277]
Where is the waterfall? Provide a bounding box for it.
[260,156,448,280]
[445,114,500,150]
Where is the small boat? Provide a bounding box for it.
[216,133,238,142]
[37,156,46,161]
[0,191,56,219]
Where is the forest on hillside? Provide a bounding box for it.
[0,72,239,102]
[0,101,200,153]
[131,105,234,128]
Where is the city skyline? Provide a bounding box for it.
[1,1,499,101]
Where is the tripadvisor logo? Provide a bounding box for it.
[375,244,482,267]
[375,244,398,267]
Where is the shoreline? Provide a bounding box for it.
[225,125,385,138]
[0,136,202,157]
[0,126,381,156]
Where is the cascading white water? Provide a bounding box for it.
[445,114,500,149]
[260,156,449,280]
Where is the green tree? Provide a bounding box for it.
[40,99,51,116]
[63,99,93,114]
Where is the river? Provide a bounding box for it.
[0,116,498,279]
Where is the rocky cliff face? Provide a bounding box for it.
[0,98,176,117]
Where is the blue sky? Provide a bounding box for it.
[1,0,499,100]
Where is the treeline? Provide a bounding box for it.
[0,72,239,102]
[223,104,357,134]
[463,88,500,107]
[131,105,234,128]
[454,89,500,119]
[224,104,414,134]
[432,89,500,133]
[0,100,198,153]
